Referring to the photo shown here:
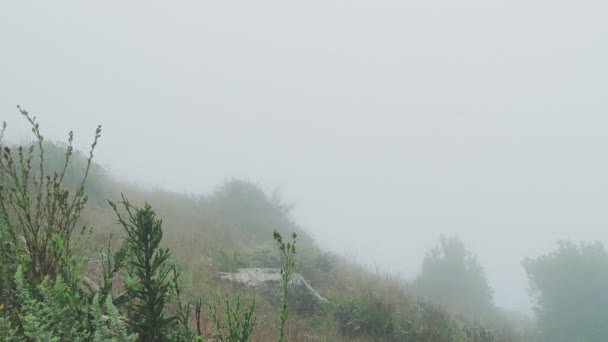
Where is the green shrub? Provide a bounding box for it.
[208,295,257,342]
[2,262,136,342]
[0,108,111,341]
[109,196,192,342]
[331,292,395,339]
[0,108,193,342]
[0,107,100,289]
[401,299,458,341]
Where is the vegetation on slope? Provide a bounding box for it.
[8,107,595,341]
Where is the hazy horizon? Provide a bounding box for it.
[3,1,608,315]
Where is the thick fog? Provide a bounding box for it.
[2,1,608,314]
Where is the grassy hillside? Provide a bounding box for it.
[74,151,531,341]
[1,115,533,341]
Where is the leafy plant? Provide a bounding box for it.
[0,106,101,287]
[403,299,458,342]
[272,230,297,342]
[91,293,138,342]
[331,292,395,339]
[2,262,136,342]
[109,196,187,342]
[208,295,257,342]
[0,107,117,341]
[98,234,128,307]
[170,266,196,342]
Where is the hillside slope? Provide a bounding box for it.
[3,135,533,341]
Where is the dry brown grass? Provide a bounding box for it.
[70,173,525,341]
[77,182,395,341]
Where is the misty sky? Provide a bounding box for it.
[2,1,608,314]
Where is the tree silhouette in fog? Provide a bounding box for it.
[415,236,493,318]
[523,241,608,342]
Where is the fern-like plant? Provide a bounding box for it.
[6,263,135,342]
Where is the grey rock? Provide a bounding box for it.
[219,268,327,303]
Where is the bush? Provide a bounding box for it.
[208,295,257,342]
[0,107,101,287]
[109,196,193,342]
[331,292,395,339]
[399,299,458,342]
[0,108,194,342]
[0,108,135,341]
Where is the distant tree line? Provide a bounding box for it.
[414,234,608,341]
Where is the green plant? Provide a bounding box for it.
[404,299,458,342]
[0,107,101,287]
[272,230,297,342]
[0,108,122,341]
[208,295,257,342]
[91,294,138,342]
[331,292,395,340]
[99,234,128,306]
[3,263,135,342]
[170,266,196,342]
[14,263,89,341]
[109,196,184,342]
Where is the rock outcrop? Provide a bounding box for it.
[219,268,327,303]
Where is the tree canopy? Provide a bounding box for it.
[523,241,608,342]
[415,236,494,318]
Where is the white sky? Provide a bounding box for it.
[2,1,608,314]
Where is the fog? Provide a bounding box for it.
[2,1,608,315]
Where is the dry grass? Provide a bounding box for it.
[73,176,402,341]
[63,166,526,341]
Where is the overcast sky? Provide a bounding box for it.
[2,1,608,314]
